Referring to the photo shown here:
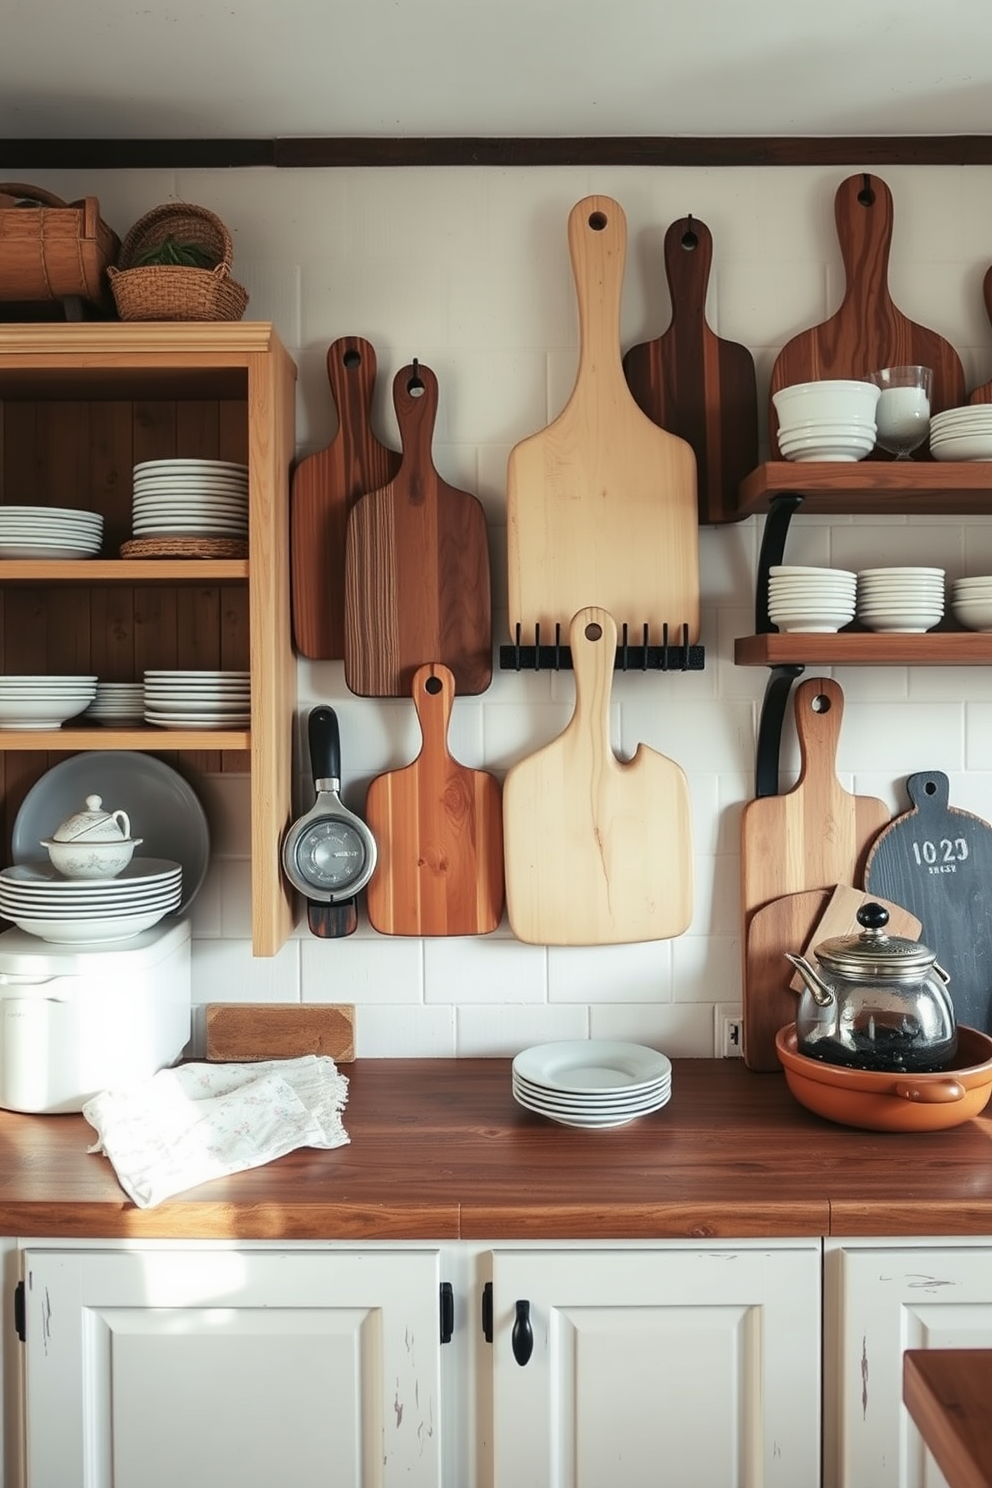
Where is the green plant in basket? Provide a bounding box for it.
[133,236,217,269]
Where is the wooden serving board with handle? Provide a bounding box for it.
[744,883,922,1071]
[622,215,758,526]
[864,771,992,1033]
[290,336,401,660]
[967,265,992,404]
[365,662,504,936]
[507,195,700,646]
[344,361,492,697]
[768,173,966,452]
[503,606,693,946]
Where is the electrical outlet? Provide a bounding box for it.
[715,1006,744,1058]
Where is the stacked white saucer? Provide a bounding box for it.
[131,459,249,538]
[951,576,992,632]
[143,669,251,729]
[511,1040,672,1129]
[0,505,103,560]
[84,682,145,726]
[856,567,945,634]
[930,407,992,462]
[0,858,182,944]
[767,564,857,633]
[773,379,880,462]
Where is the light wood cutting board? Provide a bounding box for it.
[507,195,700,646]
[365,663,504,936]
[503,606,693,946]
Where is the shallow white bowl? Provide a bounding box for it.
[0,697,94,728]
[780,446,875,463]
[6,907,173,944]
[931,437,992,461]
[952,603,992,631]
[773,618,853,633]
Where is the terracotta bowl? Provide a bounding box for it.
[775,1023,992,1133]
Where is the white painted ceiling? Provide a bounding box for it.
[3,0,991,140]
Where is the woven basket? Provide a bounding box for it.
[0,183,120,304]
[107,202,248,322]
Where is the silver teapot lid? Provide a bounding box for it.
[812,902,938,979]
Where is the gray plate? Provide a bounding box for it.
[11,752,210,913]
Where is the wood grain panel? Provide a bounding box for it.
[205,1003,356,1063]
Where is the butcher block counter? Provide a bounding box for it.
[1,1058,992,1241]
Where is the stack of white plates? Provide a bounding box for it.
[856,567,945,634]
[773,379,880,462]
[767,564,857,633]
[951,576,992,632]
[143,669,251,728]
[930,407,992,461]
[512,1040,673,1128]
[0,858,182,944]
[0,505,103,560]
[0,675,97,730]
[84,681,145,726]
[131,459,249,538]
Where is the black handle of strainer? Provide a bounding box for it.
[308,706,341,789]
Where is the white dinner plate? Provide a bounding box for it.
[512,1086,672,1127]
[144,711,251,728]
[512,1040,672,1095]
[133,459,248,473]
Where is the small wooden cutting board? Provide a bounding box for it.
[205,1004,355,1063]
[503,606,693,946]
[365,663,504,936]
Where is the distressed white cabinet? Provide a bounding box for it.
[824,1238,992,1488]
[19,1245,445,1488]
[484,1241,822,1488]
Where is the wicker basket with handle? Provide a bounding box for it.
[0,183,120,305]
[107,201,248,321]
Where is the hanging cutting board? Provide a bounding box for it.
[503,606,693,946]
[290,336,401,660]
[622,215,758,526]
[768,173,966,452]
[744,883,922,1072]
[507,195,700,646]
[741,676,890,943]
[864,771,992,1033]
[343,362,492,697]
[967,265,992,404]
[365,663,504,936]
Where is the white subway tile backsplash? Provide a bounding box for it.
[302,932,423,1003]
[191,938,300,1006]
[547,939,673,1005]
[358,1004,456,1057]
[589,1001,715,1058]
[456,1003,588,1057]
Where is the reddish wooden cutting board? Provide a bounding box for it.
[290,336,401,659]
[365,663,504,936]
[343,362,492,697]
[768,173,966,452]
[507,195,700,646]
[740,676,890,954]
[503,606,693,946]
[744,884,922,1072]
[968,265,992,404]
[622,215,758,526]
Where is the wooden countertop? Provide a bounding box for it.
[2,1058,992,1241]
[904,1350,992,1488]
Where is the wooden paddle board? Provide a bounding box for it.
[365,663,504,936]
[503,606,693,946]
[290,336,401,659]
[622,215,758,526]
[507,195,700,646]
[768,173,966,452]
[343,362,492,697]
[967,265,992,404]
[744,883,922,1072]
[864,771,992,1033]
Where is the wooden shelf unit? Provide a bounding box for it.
[0,322,297,956]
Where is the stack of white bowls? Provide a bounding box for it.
[143,669,251,729]
[951,576,992,632]
[83,682,145,726]
[856,568,945,634]
[0,675,97,730]
[0,506,103,560]
[930,407,992,462]
[773,380,880,462]
[767,564,857,633]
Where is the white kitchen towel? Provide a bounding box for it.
[82,1055,350,1209]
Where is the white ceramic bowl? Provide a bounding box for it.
[6,907,173,944]
[780,444,875,464]
[952,601,992,631]
[40,836,141,880]
[773,378,881,425]
[0,696,95,729]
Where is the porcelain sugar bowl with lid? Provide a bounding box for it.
[40,794,143,879]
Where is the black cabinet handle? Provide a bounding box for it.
[512,1298,533,1365]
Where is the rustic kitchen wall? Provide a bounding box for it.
[21,162,992,1056]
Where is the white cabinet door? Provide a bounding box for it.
[826,1240,992,1488]
[488,1242,822,1488]
[21,1246,444,1488]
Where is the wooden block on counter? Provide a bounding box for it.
[205,1004,355,1063]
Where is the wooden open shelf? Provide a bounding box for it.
[735,630,992,667]
[737,460,992,517]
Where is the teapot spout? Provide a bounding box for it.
[784,953,835,1008]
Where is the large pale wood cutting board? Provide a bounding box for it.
[503,606,693,946]
[622,215,758,526]
[290,336,400,659]
[768,173,966,452]
[344,362,492,697]
[507,195,700,646]
[365,663,504,936]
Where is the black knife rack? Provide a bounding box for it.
[499,622,705,673]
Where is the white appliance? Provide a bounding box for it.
[0,916,192,1113]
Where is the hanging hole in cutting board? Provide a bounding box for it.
[588,210,608,231]
[424,674,443,696]
[811,692,832,715]
[858,174,875,208]
[681,218,699,251]
[585,620,603,642]
[407,357,425,396]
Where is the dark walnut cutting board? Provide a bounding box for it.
[343,361,492,698]
[622,215,757,525]
[365,663,504,937]
[768,173,966,453]
[290,336,400,660]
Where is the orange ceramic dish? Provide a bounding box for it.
[775,1023,992,1132]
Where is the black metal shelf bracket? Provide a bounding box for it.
[499,621,704,673]
[755,492,804,633]
[752,491,807,795]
